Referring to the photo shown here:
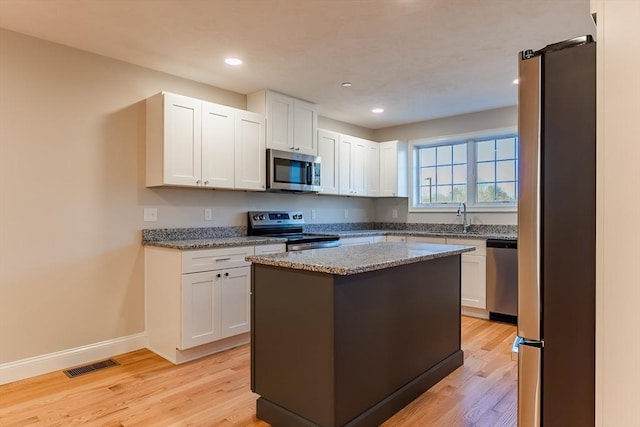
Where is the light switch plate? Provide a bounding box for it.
[144,207,158,222]
[204,208,213,221]
[311,209,316,220]
[392,209,398,218]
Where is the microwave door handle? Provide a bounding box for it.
[306,163,311,184]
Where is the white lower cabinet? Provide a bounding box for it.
[460,255,487,309]
[407,236,487,314]
[181,266,250,349]
[146,245,255,364]
[447,238,487,311]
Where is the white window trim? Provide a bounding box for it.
[408,126,518,213]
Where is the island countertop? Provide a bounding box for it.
[246,242,475,275]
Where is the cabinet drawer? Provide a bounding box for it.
[446,238,486,256]
[386,235,407,243]
[182,246,254,273]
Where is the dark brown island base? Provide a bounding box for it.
[246,242,475,427]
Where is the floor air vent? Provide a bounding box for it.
[63,358,120,378]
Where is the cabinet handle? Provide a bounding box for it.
[216,273,221,278]
[196,179,201,185]
[215,257,231,262]
[224,272,229,277]
[289,146,295,150]
[295,147,300,151]
[204,180,209,185]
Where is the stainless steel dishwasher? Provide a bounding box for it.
[486,239,518,324]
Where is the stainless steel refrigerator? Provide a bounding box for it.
[516,36,595,426]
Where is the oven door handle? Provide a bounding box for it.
[288,241,342,251]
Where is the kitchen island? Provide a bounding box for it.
[247,242,474,427]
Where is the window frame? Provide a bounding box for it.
[408,127,518,213]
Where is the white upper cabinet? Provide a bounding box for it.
[202,102,234,189]
[339,134,367,196]
[234,110,266,191]
[247,90,318,156]
[317,129,340,195]
[366,141,380,197]
[379,140,408,197]
[147,92,203,187]
[146,92,265,191]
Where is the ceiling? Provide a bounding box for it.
[0,0,595,129]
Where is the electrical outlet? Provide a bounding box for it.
[392,209,398,219]
[311,209,317,220]
[143,207,158,222]
[344,209,349,219]
[204,208,213,221]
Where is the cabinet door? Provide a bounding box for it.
[235,110,266,191]
[366,141,380,197]
[317,130,340,194]
[181,271,220,349]
[163,93,202,186]
[219,266,251,338]
[202,102,234,189]
[379,140,408,197]
[293,99,318,155]
[461,254,487,309]
[266,91,293,151]
[352,139,367,196]
[339,137,354,195]
[380,141,398,196]
[386,235,407,243]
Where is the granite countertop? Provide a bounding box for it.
[337,230,518,240]
[246,242,475,275]
[143,235,287,250]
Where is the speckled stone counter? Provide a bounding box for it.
[143,235,286,250]
[142,226,286,249]
[246,242,474,275]
[336,229,517,241]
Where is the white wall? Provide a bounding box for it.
[595,1,640,425]
[0,29,372,371]
[372,107,518,225]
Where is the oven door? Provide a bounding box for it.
[267,149,320,192]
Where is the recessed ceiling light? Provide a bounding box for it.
[225,57,243,66]
[512,78,519,84]
[341,82,352,87]
[372,108,384,114]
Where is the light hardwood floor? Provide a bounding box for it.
[0,317,517,426]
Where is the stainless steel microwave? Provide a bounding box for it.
[267,149,321,192]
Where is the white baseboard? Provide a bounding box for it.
[0,332,147,385]
[462,306,490,319]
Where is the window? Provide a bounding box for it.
[476,137,518,203]
[410,129,518,211]
[418,143,467,203]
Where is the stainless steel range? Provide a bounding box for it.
[247,211,341,251]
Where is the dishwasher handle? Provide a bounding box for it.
[487,239,517,249]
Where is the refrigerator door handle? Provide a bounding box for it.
[517,54,542,341]
[518,341,542,427]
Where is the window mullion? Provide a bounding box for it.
[467,140,476,205]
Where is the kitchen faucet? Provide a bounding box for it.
[457,202,470,233]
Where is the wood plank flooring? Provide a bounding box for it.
[0,316,517,426]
